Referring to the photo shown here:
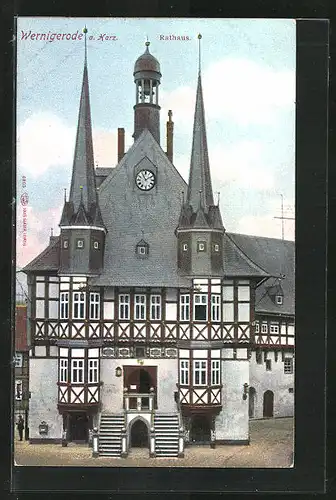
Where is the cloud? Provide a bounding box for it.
[174,140,275,192]
[16,203,63,267]
[17,113,132,177]
[17,112,75,177]
[160,57,295,127]
[204,58,295,126]
[236,195,295,240]
[237,213,295,240]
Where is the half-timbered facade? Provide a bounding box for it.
[23,40,294,456]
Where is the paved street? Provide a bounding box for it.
[14,417,293,468]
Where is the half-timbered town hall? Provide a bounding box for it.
[23,38,294,457]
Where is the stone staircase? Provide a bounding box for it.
[98,414,124,457]
[154,413,180,457]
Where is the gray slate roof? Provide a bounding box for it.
[228,233,295,316]
[22,236,60,272]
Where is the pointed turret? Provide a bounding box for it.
[176,35,224,276]
[187,71,214,212]
[69,54,98,215]
[59,28,106,276]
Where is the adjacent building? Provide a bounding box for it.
[22,39,294,456]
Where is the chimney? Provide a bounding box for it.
[118,128,125,163]
[166,110,174,163]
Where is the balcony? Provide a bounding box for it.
[123,389,155,412]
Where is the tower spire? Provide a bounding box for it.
[68,26,98,215]
[186,34,214,212]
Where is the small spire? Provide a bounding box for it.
[141,229,144,239]
[83,26,88,66]
[198,189,203,209]
[181,190,185,204]
[197,33,202,73]
[79,185,84,205]
[50,228,53,237]
[168,109,172,122]
[64,188,67,202]
[217,191,220,206]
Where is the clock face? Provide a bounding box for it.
[135,170,156,191]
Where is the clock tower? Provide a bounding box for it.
[133,41,162,144]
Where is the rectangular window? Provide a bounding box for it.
[211,295,220,321]
[261,323,268,333]
[193,360,207,385]
[119,294,130,320]
[71,359,84,383]
[180,294,190,321]
[211,360,220,385]
[255,322,260,333]
[150,295,161,320]
[270,324,279,334]
[284,358,294,374]
[134,294,146,320]
[89,292,100,320]
[60,292,69,319]
[14,353,23,368]
[15,380,23,400]
[256,350,263,364]
[72,292,86,320]
[59,358,68,383]
[180,360,189,385]
[88,359,99,383]
[266,360,272,371]
[194,294,207,321]
[76,239,84,248]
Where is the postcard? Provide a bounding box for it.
[14,17,296,469]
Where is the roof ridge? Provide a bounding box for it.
[228,231,294,244]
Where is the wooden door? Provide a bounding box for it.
[263,390,274,418]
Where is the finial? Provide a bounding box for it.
[83,26,88,66]
[64,188,67,202]
[50,228,53,237]
[217,191,220,206]
[181,190,185,204]
[141,229,144,239]
[80,185,84,204]
[168,110,173,121]
[197,33,202,73]
[145,36,150,50]
[199,189,203,208]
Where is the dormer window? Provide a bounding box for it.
[76,239,84,249]
[197,241,206,252]
[63,240,69,249]
[276,295,283,305]
[182,243,188,252]
[136,239,149,258]
[93,241,99,250]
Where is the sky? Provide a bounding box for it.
[16,17,296,276]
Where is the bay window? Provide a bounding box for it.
[73,292,85,319]
[193,360,207,385]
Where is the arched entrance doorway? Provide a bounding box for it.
[190,415,211,444]
[249,387,256,418]
[263,390,274,418]
[130,419,149,448]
